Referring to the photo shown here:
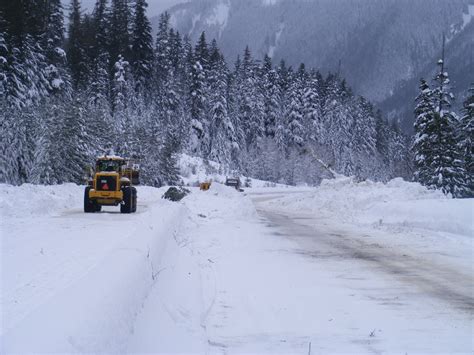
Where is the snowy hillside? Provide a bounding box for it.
[167,0,472,105]
[381,19,474,131]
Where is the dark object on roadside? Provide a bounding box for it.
[225,177,241,190]
[162,187,190,202]
[244,177,252,188]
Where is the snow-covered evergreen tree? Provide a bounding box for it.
[208,44,235,164]
[284,64,306,150]
[457,85,473,197]
[0,0,411,187]
[131,0,153,96]
[303,70,321,142]
[260,55,282,138]
[413,61,467,197]
[236,47,265,152]
[112,55,136,157]
[67,0,88,88]
[188,32,210,155]
[109,0,131,64]
[413,79,435,185]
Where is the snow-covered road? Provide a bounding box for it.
[256,197,474,314]
[128,188,473,354]
[1,182,472,354]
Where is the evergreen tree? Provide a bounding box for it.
[375,109,390,169]
[0,22,7,97]
[109,0,131,65]
[236,46,264,152]
[90,0,110,83]
[62,96,91,183]
[154,12,171,87]
[188,32,210,155]
[284,64,306,150]
[457,85,474,197]
[303,69,321,142]
[67,0,87,88]
[430,60,467,197]
[260,54,282,138]
[44,0,70,95]
[112,55,135,156]
[88,0,111,152]
[131,0,153,95]
[158,131,181,186]
[413,79,435,184]
[413,61,467,197]
[208,45,234,164]
[92,0,109,56]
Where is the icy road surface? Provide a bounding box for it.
[1,182,473,353]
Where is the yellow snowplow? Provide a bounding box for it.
[84,155,139,213]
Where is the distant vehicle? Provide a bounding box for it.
[200,181,212,191]
[225,177,241,190]
[84,155,139,213]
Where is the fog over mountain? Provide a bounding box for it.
[166,0,474,129]
[61,0,185,18]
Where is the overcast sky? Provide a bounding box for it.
[63,0,187,18]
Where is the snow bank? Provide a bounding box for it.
[186,183,257,220]
[1,183,188,353]
[0,183,83,217]
[264,177,473,238]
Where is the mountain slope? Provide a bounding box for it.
[380,19,474,132]
[167,0,472,106]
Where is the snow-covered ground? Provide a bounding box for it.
[0,184,186,352]
[258,177,473,271]
[1,177,472,353]
[179,154,288,188]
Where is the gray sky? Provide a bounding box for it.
[63,0,187,18]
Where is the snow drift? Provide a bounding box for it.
[0,183,189,353]
[262,177,473,238]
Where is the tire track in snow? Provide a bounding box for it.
[256,207,474,314]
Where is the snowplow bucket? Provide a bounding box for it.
[123,167,140,185]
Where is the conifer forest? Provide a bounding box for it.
[0,0,472,197]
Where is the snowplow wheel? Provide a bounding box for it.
[120,187,133,214]
[84,187,96,213]
[132,187,137,213]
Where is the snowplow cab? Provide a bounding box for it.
[95,157,125,173]
[84,155,139,214]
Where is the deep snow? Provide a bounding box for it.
[259,177,473,238]
[1,177,472,353]
[1,184,186,352]
[258,177,473,272]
